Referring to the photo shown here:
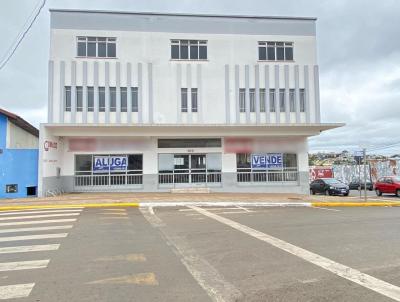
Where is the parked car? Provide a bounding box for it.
[348,180,374,191]
[374,176,400,197]
[310,178,350,196]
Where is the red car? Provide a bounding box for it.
[374,176,400,197]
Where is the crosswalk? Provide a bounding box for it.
[0,207,82,300]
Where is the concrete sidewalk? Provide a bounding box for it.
[0,192,399,209]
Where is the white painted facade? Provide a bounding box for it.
[38,9,341,196]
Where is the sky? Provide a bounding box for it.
[0,0,399,155]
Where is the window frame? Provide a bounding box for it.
[258,41,294,61]
[76,36,117,58]
[171,39,208,61]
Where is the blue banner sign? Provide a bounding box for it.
[251,153,283,170]
[93,156,127,173]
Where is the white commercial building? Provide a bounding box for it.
[38,9,341,196]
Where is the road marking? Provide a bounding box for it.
[0,225,73,234]
[0,207,83,213]
[87,273,158,285]
[190,206,400,302]
[0,244,60,254]
[95,253,146,263]
[0,283,35,300]
[0,209,82,216]
[99,212,127,216]
[0,260,49,272]
[312,207,341,212]
[149,207,155,215]
[236,206,251,212]
[0,218,77,227]
[0,233,68,243]
[0,213,80,221]
[140,207,242,302]
[179,207,241,212]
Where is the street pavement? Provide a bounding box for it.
[0,205,400,301]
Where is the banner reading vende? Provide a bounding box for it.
[251,153,283,170]
[93,156,127,173]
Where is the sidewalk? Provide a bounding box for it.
[0,192,399,209]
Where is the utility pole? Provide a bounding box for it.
[363,148,367,202]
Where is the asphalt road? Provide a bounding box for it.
[1,205,400,301]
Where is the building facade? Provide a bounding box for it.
[39,9,341,196]
[0,109,39,198]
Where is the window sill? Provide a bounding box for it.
[170,59,209,62]
[75,56,118,60]
[257,60,295,63]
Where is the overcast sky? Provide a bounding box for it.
[1,0,399,154]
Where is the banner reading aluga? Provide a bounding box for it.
[251,153,283,170]
[93,156,128,173]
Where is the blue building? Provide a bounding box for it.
[0,108,39,198]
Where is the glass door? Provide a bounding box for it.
[190,154,207,183]
[174,154,190,183]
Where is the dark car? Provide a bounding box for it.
[348,180,374,191]
[374,176,400,197]
[310,178,350,196]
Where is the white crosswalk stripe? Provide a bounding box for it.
[0,213,80,221]
[0,225,73,234]
[0,208,82,299]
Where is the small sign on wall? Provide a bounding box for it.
[251,153,283,170]
[93,156,127,173]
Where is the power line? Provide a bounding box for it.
[367,141,400,153]
[0,0,46,71]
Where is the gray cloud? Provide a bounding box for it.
[0,0,399,154]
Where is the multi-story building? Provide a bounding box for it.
[38,9,342,196]
[0,108,39,198]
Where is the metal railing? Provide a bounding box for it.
[74,170,143,187]
[158,170,222,186]
[237,168,299,183]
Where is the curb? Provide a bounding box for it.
[311,202,400,207]
[0,203,140,211]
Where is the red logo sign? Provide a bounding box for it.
[44,140,58,151]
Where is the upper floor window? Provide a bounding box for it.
[258,42,293,61]
[171,40,207,60]
[77,37,116,58]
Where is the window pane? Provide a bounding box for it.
[279,89,285,112]
[180,44,188,59]
[249,89,255,112]
[239,88,246,112]
[98,42,107,57]
[87,87,94,112]
[277,46,284,60]
[300,89,306,112]
[171,45,179,59]
[65,86,71,112]
[259,47,266,60]
[260,89,266,112]
[283,154,297,168]
[285,47,293,60]
[107,42,116,57]
[76,86,83,112]
[199,46,207,59]
[267,46,275,60]
[158,139,221,148]
[128,154,143,171]
[181,88,188,112]
[75,155,92,172]
[269,89,276,112]
[236,153,251,169]
[87,42,96,57]
[99,87,105,112]
[132,87,138,112]
[110,87,116,112]
[191,88,198,112]
[77,41,86,56]
[190,45,198,59]
[121,87,127,112]
[289,89,295,112]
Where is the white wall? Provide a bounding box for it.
[6,120,38,149]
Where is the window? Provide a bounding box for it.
[239,88,246,112]
[99,87,105,112]
[158,139,221,148]
[269,89,276,112]
[87,87,94,112]
[76,86,83,112]
[131,87,138,112]
[181,88,188,112]
[249,89,256,112]
[65,86,71,112]
[110,87,116,112]
[121,87,127,112]
[300,88,306,112]
[260,88,266,112]
[171,40,207,60]
[258,42,294,61]
[191,88,198,112]
[279,89,285,112]
[77,37,116,58]
[289,89,296,112]
[5,184,18,193]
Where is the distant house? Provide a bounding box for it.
[0,108,39,198]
